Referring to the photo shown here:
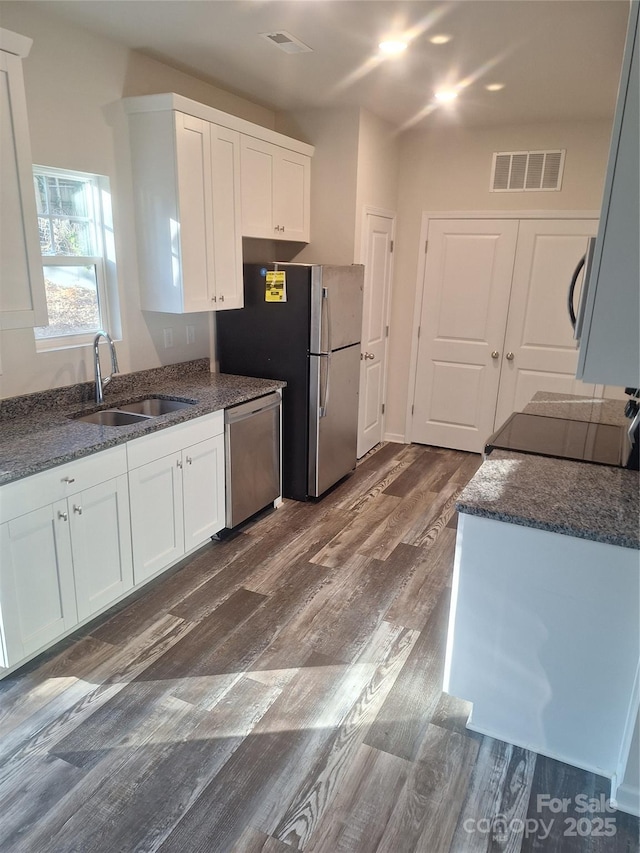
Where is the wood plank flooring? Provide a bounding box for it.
[1,442,638,853]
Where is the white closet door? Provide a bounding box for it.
[494,219,598,429]
[411,220,518,452]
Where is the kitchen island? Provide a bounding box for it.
[444,392,639,810]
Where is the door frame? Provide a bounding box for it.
[404,208,601,444]
[358,205,396,451]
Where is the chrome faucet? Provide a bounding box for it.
[93,330,119,404]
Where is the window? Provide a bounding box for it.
[33,165,119,349]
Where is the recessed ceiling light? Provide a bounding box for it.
[434,88,458,103]
[429,34,452,45]
[485,83,505,92]
[379,40,408,55]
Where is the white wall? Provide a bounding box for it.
[385,119,614,439]
[354,109,399,261]
[275,107,360,265]
[0,2,276,398]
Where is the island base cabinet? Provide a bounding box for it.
[68,475,134,621]
[0,504,77,668]
[444,513,640,792]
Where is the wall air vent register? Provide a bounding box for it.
[491,149,566,192]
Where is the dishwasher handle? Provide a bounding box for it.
[224,392,281,425]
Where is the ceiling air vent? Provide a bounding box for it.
[259,31,313,54]
[490,150,565,192]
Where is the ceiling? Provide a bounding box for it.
[28,0,630,130]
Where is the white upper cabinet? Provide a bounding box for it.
[127,108,243,313]
[124,95,314,307]
[576,2,639,387]
[0,28,47,330]
[241,136,311,242]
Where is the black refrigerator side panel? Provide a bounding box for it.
[217,264,312,501]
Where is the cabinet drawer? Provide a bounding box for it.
[0,445,128,524]
[127,410,224,469]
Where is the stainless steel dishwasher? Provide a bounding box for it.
[224,391,281,528]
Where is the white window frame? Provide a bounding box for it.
[33,165,120,352]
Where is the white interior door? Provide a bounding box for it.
[411,220,518,452]
[494,219,599,428]
[357,212,394,457]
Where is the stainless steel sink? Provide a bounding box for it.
[118,398,195,416]
[74,410,151,426]
[70,396,196,426]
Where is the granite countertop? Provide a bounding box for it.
[0,359,285,486]
[456,393,639,550]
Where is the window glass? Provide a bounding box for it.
[33,166,115,346]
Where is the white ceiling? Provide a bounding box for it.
[28,0,630,129]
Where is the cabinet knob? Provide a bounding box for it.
[62,476,75,484]
[73,505,83,515]
[211,295,217,303]
[506,351,515,361]
[491,351,500,359]
[58,510,68,521]
[186,456,193,465]
[177,459,183,469]
[219,294,225,302]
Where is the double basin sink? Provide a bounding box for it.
[71,396,196,426]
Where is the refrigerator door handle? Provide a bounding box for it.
[318,352,331,417]
[322,286,333,356]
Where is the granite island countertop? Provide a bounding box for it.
[0,359,286,486]
[456,392,639,550]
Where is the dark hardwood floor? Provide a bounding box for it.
[1,442,638,853]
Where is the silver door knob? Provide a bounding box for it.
[506,352,515,361]
[362,352,375,360]
[491,351,500,359]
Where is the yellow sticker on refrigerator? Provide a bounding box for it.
[265,271,287,302]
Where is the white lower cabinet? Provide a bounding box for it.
[0,446,132,669]
[0,504,77,667]
[127,412,225,583]
[0,410,226,674]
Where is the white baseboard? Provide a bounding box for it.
[612,782,640,817]
[383,432,407,444]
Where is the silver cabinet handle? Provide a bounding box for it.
[177,459,183,469]
[491,351,500,359]
[506,352,515,361]
[211,295,217,302]
[219,294,225,302]
[62,476,75,484]
[73,505,82,515]
[58,510,68,521]
[186,456,193,465]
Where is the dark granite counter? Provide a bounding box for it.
[456,393,639,550]
[0,359,285,486]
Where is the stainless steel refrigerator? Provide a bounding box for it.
[216,263,364,501]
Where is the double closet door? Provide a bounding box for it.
[411,218,598,453]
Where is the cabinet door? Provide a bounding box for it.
[0,503,77,667]
[240,136,276,239]
[211,125,243,310]
[129,454,185,583]
[175,112,215,313]
[69,476,134,621]
[0,49,47,330]
[274,147,311,242]
[182,434,225,551]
